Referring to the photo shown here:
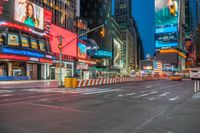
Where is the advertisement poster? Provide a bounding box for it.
[21,36,29,47]
[78,42,87,59]
[14,0,44,30]
[155,0,179,48]
[8,34,19,46]
[113,39,122,68]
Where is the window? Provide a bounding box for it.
[39,40,46,51]
[8,33,19,46]
[21,35,29,48]
[30,38,38,49]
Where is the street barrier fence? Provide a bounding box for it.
[64,76,163,88]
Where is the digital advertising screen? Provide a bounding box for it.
[155,25,178,48]
[39,41,46,51]
[14,0,44,30]
[8,33,19,46]
[21,36,29,47]
[155,0,179,49]
[78,42,86,59]
[50,24,77,57]
[113,39,122,68]
[30,38,38,49]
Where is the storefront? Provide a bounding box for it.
[0,22,53,80]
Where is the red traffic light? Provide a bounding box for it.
[99,27,105,38]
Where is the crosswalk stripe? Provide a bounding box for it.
[134,91,158,98]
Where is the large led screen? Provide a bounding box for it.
[113,39,122,68]
[155,0,179,48]
[14,0,44,30]
[78,42,86,59]
[155,25,178,48]
[50,24,77,57]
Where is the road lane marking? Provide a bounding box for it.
[134,91,158,98]
[145,85,152,88]
[83,89,121,95]
[148,92,171,100]
[169,96,179,101]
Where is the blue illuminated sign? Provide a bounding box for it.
[155,25,178,48]
[2,48,44,58]
[94,50,112,57]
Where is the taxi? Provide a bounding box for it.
[170,74,182,81]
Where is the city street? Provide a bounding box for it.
[0,79,200,133]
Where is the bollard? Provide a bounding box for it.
[194,81,197,93]
[197,81,200,92]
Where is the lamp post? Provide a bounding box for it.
[58,24,104,87]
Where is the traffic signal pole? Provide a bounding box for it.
[58,24,104,87]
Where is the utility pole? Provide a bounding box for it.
[58,36,63,87]
[57,24,104,87]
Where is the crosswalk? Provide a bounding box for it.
[0,87,181,104]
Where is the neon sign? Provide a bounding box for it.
[2,48,45,58]
[94,50,112,57]
[0,54,29,61]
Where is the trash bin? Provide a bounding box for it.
[64,77,72,88]
[72,78,78,88]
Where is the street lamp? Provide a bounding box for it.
[58,24,104,87]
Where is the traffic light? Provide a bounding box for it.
[99,27,105,38]
[169,4,176,16]
[58,43,62,49]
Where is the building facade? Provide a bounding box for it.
[0,0,78,81]
[80,0,113,74]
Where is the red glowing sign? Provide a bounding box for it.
[50,24,77,58]
[0,54,29,61]
[39,58,52,64]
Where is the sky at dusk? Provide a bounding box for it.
[112,0,155,56]
[132,0,155,56]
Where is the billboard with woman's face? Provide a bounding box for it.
[14,0,44,30]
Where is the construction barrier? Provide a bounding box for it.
[64,76,164,88]
[64,78,73,88]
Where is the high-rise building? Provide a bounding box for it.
[80,0,113,68]
[114,0,143,71]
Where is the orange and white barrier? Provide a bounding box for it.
[76,76,164,88]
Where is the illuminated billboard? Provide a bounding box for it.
[14,0,44,30]
[78,42,87,59]
[50,24,77,57]
[155,0,179,48]
[113,39,122,68]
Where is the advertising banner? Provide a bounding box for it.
[78,42,87,59]
[113,39,122,68]
[155,0,179,48]
[14,0,44,30]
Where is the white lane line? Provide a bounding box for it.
[134,91,158,98]
[0,94,13,97]
[124,92,136,96]
[83,89,121,95]
[145,86,152,89]
[169,96,179,101]
[148,92,171,100]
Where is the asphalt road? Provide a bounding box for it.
[0,80,200,133]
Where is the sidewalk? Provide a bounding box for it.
[0,80,59,89]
